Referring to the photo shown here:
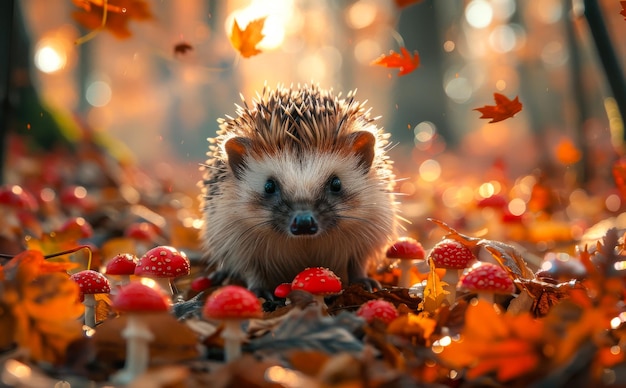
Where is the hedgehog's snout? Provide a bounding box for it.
[289,210,319,236]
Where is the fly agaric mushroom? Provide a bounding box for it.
[111,281,171,385]
[291,267,342,310]
[274,282,292,299]
[70,269,111,328]
[430,239,476,305]
[58,217,94,241]
[134,246,190,295]
[124,222,161,257]
[105,253,138,289]
[356,299,399,325]
[386,237,426,288]
[0,185,38,239]
[202,285,262,362]
[458,261,515,305]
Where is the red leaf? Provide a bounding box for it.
[474,93,523,123]
[621,1,626,19]
[371,47,420,76]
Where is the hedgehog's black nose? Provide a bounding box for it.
[290,211,318,235]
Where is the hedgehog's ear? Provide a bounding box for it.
[349,131,376,172]
[225,137,252,180]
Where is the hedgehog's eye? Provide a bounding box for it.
[329,176,342,193]
[264,179,278,194]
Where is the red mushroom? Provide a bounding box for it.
[291,267,342,310]
[105,253,139,289]
[190,276,212,292]
[386,237,426,288]
[458,261,515,305]
[0,185,38,239]
[430,239,476,305]
[69,269,111,328]
[202,285,262,362]
[356,300,399,325]
[60,185,94,217]
[124,222,161,257]
[134,246,190,295]
[273,282,292,299]
[111,282,171,384]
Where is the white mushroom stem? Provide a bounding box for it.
[83,294,96,328]
[112,314,154,384]
[152,277,174,295]
[221,319,246,362]
[397,260,414,288]
[441,269,460,305]
[475,291,495,305]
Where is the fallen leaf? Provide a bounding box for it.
[229,17,267,58]
[371,47,420,76]
[474,93,523,123]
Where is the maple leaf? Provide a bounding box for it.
[474,93,523,123]
[419,258,450,314]
[230,17,267,58]
[174,41,193,56]
[72,0,152,43]
[371,47,420,76]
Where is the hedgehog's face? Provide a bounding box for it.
[224,131,378,238]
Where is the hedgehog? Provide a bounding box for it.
[200,84,399,293]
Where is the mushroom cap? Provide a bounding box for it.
[202,285,262,320]
[273,283,292,299]
[190,276,212,292]
[112,282,170,312]
[124,222,160,242]
[60,185,92,210]
[356,300,399,325]
[70,269,111,295]
[0,185,38,212]
[291,267,342,295]
[386,237,426,260]
[458,262,515,294]
[105,253,138,276]
[134,246,190,278]
[430,239,476,269]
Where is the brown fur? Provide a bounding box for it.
[200,84,398,291]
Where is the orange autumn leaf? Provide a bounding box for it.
[474,93,523,123]
[438,300,543,382]
[612,157,626,200]
[554,138,581,165]
[419,258,449,314]
[371,47,420,76]
[72,0,152,40]
[230,17,267,58]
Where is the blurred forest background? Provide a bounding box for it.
[2,0,626,242]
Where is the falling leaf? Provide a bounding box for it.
[173,41,193,56]
[621,1,626,19]
[554,138,582,165]
[387,312,437,345]
[474,93,523,123]
[72,0,152,41]
[419,258,450,314]
[371,47,420,76]
[229,17,267,58]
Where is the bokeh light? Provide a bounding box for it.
[465,0,493,29]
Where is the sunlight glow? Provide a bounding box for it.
[465,0,493,28]
[34,39,67,73]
